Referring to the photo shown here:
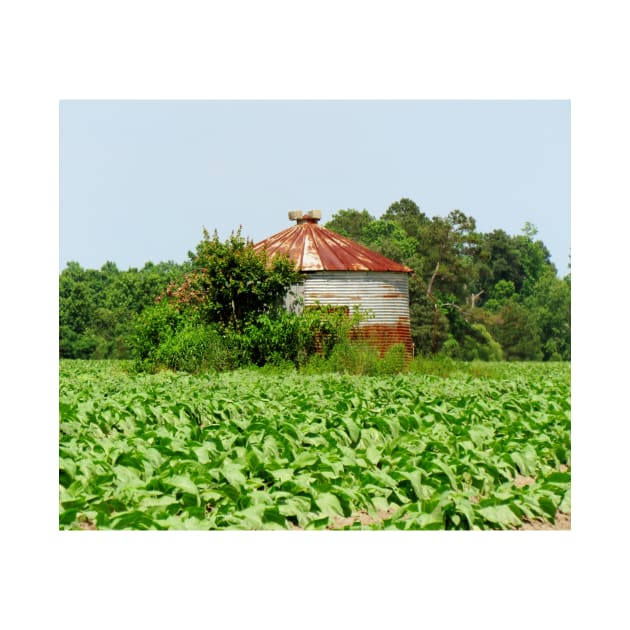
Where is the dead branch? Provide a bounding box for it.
[470,289,484,309]
[426,261,440,299]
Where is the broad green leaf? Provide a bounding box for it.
[281,472,315,493]
[366,469,398,489]
[59,509,79,526]
[454,498,476,529]
[478,504,521,527]
[114,465,145,488]
[538,495,559,519]
[192,445,213,465]
[160,515,209,530]
[314,492,344,517]
[109,510,159,530]
[365,445,381,466]
[199,489,223,504]
[278,496,311,517]
[270,468,295,483]
[543,471,571,487]
[262,507,288,528]
[370,496,390,512]
[59,457,77,480]
[234,505,265,529]
[305,516,330,530]
[469,425,494,447]
[60,361,570,531]
[220,461,247,488]
[510,452,536,476]
[341,416,360,444]
[292,451,319,469]
[165,474,198,496]
[558,488,571,513]
[248,490,274,506]
[399,470,423,501]
[139,495,179,509]
[414,510,445,530]
[431,459,459,491]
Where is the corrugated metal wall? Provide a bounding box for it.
[286,271,413,355]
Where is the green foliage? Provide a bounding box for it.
[382,197,431,238]
[442,322,503,362]
[483,279,516,312]
[514,223,555,298]
[326,200,569,362]
[302,341,407,376]
[130,288,364,373]
[524,269,571,360]
[324,208,375,240]
[59,360,570,530]
[59,260,185,359]
[155,326,236,373]
[477,229,526,295]
[235,311,315,367]
[128,230,310,372]
[304,305,364,357]
[409,353,459,377]
[409,298,450,356]
[325,340,382,375]
[487,300,544,361]
[380,343,408,374]
[62,198,570,365]
[166,227,302,331]
[233,305,365,369]
[359,219,416,261]
[128,300,185,371]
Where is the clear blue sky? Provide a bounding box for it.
[60,100,570,274]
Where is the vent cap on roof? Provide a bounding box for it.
[288,209,321,224]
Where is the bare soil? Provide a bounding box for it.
[75,467,571,531]
[324,507,570,530]
[516,511,570,530]
[325,467,571,530]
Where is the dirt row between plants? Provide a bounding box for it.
[326,508,570,530]
[325,469,571,530]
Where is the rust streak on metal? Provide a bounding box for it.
[254,218,414,356]
[254,222,412,273]
[354,319,414,356]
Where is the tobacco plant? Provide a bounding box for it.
[59,361,570,530]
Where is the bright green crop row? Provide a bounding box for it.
[59,360,570,530]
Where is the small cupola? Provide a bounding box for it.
[288,210,322,224]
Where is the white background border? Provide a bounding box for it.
[2,1,627,627]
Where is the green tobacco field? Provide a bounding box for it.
[59,360,570,530]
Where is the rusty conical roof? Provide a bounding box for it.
[254,219,412,273]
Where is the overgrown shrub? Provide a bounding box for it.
[154,325,236,373]
[128,301,183,369]
[379,343,408,374]
[301,340,408,376]
[59,326,99,359]
[325,340,382,375]
[441,323,503,361]
[488,300,543,361]
[409,353,459,378]
[234,306,364,369]
[236,311,314,367]
[128,298,369,373]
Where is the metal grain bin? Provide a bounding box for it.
[254,211,413,355]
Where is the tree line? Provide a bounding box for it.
[326,199,570,361]
[59,260,187,359]
[59,198,570,363]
